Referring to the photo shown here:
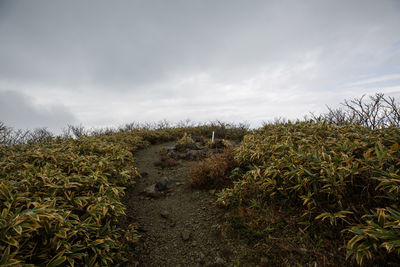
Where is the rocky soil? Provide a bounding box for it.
[124,141,247,266]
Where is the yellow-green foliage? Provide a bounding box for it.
[176,132,195,146]
[218,121,400,265]
[0,134,146,266]
[0,124,248,266]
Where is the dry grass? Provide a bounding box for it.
[159,155,178,168]
[189,147,238,189]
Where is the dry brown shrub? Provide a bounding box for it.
[189,147,238,189]
[159,155,178,168]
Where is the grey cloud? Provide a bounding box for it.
[0,0,399,128]
[1,0,398,90]
[0,90,77,131]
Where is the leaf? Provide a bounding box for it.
[55,230,67,239]
[377,209,386,228]
[347,234,365,250]
[4,238,19,247]
[67,257,75,267]
[390,143,399,152]
[13,225,22,235]
[86,255,97,267]
[0,246,10,265]
[46,253,67,267]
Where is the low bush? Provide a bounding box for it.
[218,121,400,265]
[0,121,249,265]
[158,155,178,168]
[0,136,142,266]
[189,147,238,190]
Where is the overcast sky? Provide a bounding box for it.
[1,0,400,132]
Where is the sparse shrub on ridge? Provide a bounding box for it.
[190,147,238,190]
[314,93,400,129]
[0,122,54,145]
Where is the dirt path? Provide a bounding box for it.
[124,142,246,266]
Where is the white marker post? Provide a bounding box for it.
[211,131,215,143]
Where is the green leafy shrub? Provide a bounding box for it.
[0,136,141,266]
[0,122,249,265]
[347,207,400,265]
[218,121,400,265]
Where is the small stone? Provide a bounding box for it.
[197,253,206,264]
[143,184,161,198]
[181,230,191,241]
[167,146,176,153]
[191,241,197,247]
[160,210,170,219]
[154,160,162,167]
[214,256,225,265]
[156,177,174,191]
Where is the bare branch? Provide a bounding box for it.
[317,93,400,128]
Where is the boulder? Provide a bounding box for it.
[167,150,177,159]
[175,143,187,152]
[186,143,201,150]
[167,146,176,153]
[192,135,202,142]
[186,150,201,160]
[155,176,174,191]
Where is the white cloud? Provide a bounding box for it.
[347,74,400,87]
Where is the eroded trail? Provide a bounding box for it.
[124,142,245,266]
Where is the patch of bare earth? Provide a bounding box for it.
[124,142,247,266]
